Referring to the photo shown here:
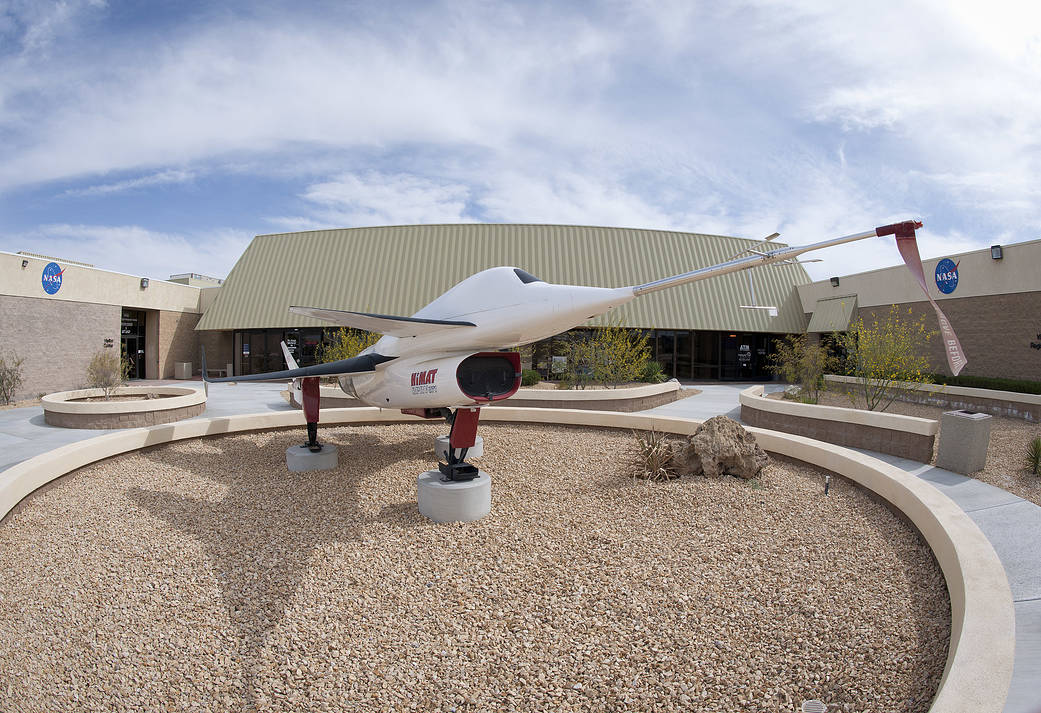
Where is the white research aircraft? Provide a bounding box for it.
[203,220,941,480]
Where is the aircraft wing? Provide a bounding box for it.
[289,306,476,337]
[201,349,395,383]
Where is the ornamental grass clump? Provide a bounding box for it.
[631,429,679,481]
[1026,436,1041,476]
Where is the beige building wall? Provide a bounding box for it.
[800,239,1041,380]
[0,295,121,399]
[3,252,204,313]
[0,251,211,397]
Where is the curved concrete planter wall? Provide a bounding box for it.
[740,385,939,462]
[42,386,206,429]
[290,379,684,413]
[0,406,1013,713]
[825,374,1041,423]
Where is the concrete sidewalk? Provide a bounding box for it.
[0,380,1037,711]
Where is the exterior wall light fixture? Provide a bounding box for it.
[21,259,28,268]
[830,276,840,287]
[140,277,149,289]
[991,245,1003,260]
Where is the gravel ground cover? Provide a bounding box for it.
[804,390,1041,507]
[0,423,949,712]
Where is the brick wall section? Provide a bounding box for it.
[0,295,120,400]
[856,291,1041,381]
[44,402,206,429]
[742,403,935,462]
[197,331,235,376]
[158,310,202,378]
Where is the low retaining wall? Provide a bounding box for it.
[740,385,938,462]
[825,375,1041,423]
[0,407,1013,713]
[42,386,207,429]
[289,380,684,412]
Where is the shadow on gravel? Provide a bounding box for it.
[128,428,431,710]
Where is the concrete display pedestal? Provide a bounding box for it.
[435,435,484,462]
[286,444,339,472]
[417,470,491,523]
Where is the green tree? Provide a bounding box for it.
[836,305,936,411]
[86,346,132,400]
[766,334,836,404]
[317,327,380,363]
[0,352,25,405]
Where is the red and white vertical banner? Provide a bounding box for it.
[876,221,968,376]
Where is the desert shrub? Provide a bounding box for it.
[767,334,836,404]
[836,305,936,411]
[0,352,25,404]
[1026,437,1041,476]
[86,347,131,400]
[521,369,541,386]
[631,430,679,481]
[639,360,668,384]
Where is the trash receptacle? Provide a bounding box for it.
[174,361,192,380]
[936,410,992,474]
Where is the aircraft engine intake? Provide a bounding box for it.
[457,352,521,402]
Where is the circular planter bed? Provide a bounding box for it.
[41,386,206,429]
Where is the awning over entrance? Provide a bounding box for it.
[807,295,858,333]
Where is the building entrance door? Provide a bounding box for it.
[120,309,147,379]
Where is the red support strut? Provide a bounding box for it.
[301,377,322,451]
[449,407,480,450]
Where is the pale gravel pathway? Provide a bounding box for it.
[0,423,948,712]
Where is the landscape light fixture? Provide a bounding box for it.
[991,245,1003,260]
[830,276,840,287]
[21,259,28,268]
[140,277,149,289]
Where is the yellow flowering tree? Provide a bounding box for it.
[836,305,936,411]
[317,327,380,363]
[559,322,651,388]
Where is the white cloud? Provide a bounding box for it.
[6,224,252,279]
[62,169,195,197]
[298,173,473,228]
[1,0,1038,287]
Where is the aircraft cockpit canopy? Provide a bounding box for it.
[513,268,543,284]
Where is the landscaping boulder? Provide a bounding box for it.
[676,415,768,479]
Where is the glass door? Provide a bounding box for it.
[656,331,676,378]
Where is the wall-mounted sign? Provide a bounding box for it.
[934,258,959,294]
[41,262,64,295]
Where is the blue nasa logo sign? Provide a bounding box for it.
[934,258,959,294]
[41,262,65,295]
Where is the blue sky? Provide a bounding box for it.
[1,0,1038,282]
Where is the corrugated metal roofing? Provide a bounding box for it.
[806,295,858,332]
[196,224,812,333]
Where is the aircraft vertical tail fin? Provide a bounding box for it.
[281,341,300,370]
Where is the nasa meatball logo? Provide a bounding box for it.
[934,258,959,294]
[41,262,65,295]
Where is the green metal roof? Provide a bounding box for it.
[196,224,811,333]
[806,295,858,332]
